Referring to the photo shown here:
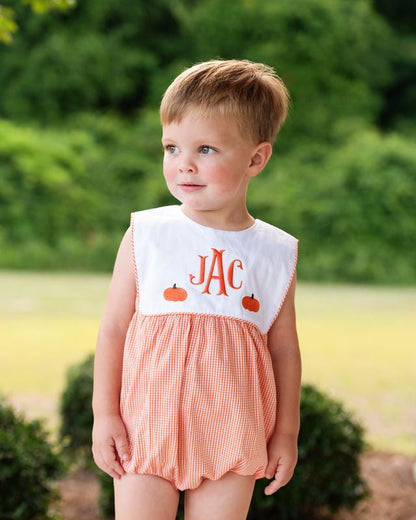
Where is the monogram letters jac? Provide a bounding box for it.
[189,248,243,296]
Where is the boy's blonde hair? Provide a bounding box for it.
[160,59,290,144]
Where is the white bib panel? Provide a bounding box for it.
[131,206,297,334]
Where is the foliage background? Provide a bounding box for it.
[0,0,415,283]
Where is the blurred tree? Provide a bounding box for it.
[0,5,17,43]
[0,0,183,122]
[178,0,395,149]
[372,0,416,132]
[373,0,416,33]
[0,0,415,281]
[0,0,396,134]
[0,0,75,43]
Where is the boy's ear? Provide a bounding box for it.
[248,142,273,177]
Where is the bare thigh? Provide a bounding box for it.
[114,474,180,520]
[184,472,256,520]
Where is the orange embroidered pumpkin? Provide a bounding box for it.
[242,294,260,312]
[163,283,188,302]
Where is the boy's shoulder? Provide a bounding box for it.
[254,217,298,248]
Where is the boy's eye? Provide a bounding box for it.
[200,145,214,154]
[165,145,179,154]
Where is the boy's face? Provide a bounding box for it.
[161,109,263,226]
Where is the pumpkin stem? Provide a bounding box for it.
[173,283,177,288]
[251,294,254,299]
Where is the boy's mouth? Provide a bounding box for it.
[178,182,205,192]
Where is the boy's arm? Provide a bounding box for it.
[264,273,302,495]
[92,227,136,479]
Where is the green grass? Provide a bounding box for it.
[1,271,415,454]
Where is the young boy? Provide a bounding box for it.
[93,59,301,520]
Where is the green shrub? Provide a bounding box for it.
[0,114,171,273]
[60,356,368,519]
[249,128,416,284]
[59,354,95,463]
[0,397,63,520]
[97,470,116,519]
[249,384,369,519]
[59,354,115,516]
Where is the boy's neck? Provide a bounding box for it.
[180,205,255,231]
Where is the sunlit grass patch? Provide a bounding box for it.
[297,283,416,454]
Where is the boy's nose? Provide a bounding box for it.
[179,161,196,174]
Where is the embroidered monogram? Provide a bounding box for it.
[189,248,244,296]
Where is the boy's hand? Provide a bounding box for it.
[264,432,298,495]
[92,414,130,479]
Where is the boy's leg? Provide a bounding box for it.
[114,474,180,520]
[184,471,256,520]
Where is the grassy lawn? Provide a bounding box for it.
[0,271,415,454]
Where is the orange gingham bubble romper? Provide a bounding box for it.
[120,205,298,490]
